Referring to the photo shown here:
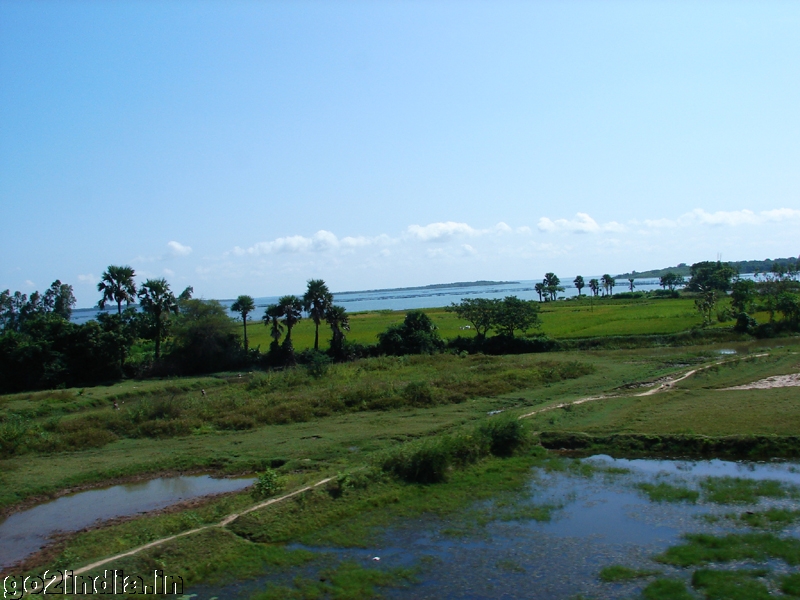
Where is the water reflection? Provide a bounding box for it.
[0,475,254,570]
[190,456,800,599]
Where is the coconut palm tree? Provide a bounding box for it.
[303,279,332,351]
[98,265,137,315]
[138,278,179,360]
[231,295,256,351]
[325,304,350,356]
[573,275,585,296]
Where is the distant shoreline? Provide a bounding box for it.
[334,280,519,295]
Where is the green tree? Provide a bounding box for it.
[628,278,636,292]
[534,282,545,302]
[277,295,303,361]
[43,280,76,320]
[445,297,500,340]
[167,299,241,374]
[659,272,685,291]
[493,296,541,337]
[98,265,137,315]
[303,279,333,351]
[543,273,563,301]
[589,278,600,297]
[573,275,585,296]
[377,310,445,355]
[138,278,179,360]
[730,278,757,314]
[601,274,615,296]
[325,304,350,356]
[230,295,256,352]
[264,303,284,353]
[687,261,737,293]
[694,288,718,326]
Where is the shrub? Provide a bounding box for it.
[252,468,284,498]
[478,417,527,457]
[401,381,436,406]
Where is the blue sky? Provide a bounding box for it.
[1,1,799,307]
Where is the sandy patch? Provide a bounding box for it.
[721,373,800,390]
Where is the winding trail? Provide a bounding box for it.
[31,476,333,593]
[517,352,770,420]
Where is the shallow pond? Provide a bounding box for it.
[0,475,254,570]
[188,456,800,599]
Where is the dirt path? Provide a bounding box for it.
[518,352,770,420]
[722,373,800,390]
[36,476,333,593]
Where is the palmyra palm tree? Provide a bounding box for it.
[278,295,302,343]
[137,278,178,360]
[98,265,137,314]
[534,282,545,302]
[628,278,636,292]
[231,295,256,351]
[574,275,585,296]
[325,304,350,355]
[264,304,284,350]
[303,279,332,351]
[601,274,615,296]
[589,278,600,297]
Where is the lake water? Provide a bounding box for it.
[188,456,800,600]
[0,475,255,570]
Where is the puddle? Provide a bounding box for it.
[189,456,800,599]
[0,475,254,570]
[717,349,737,355]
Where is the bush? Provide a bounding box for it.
[298,350,332,378]
[401,381,436,406]
[478,417,527,457]
[252,468,284,498]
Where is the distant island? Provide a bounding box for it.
[617,257,798,279]
[335,280,519,295]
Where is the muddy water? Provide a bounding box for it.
[189,456,800,600]
[0,475,254,570]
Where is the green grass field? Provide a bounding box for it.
[244,296,768,352]
[2,296,799,594]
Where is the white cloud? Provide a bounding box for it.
[77,273,97,284]
[407,221,515,242]
[407,221,477,242]
[163,268,175,276]
[645,208,800,229]
[23,279,35,288]
[538,213,625,234]
[168,241,193,257]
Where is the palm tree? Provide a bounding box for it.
[534,282,545,302]
[601,274,615,296]
[303,279,332,351]
[98,265,137,315]
[543,273,563,301]
[573,275,585,297]
[278,295,303,359]
[325,304,350,356]
[231,295,256,351]
[589,278,600,297]
[628,278,636,292]
[264,304,284,350]
[138,278,178,360]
